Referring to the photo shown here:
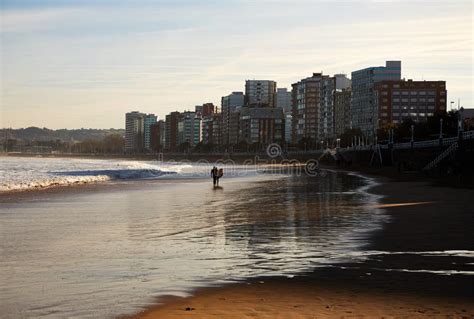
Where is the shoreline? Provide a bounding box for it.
[129,175,474,318]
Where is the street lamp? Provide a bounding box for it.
[439,118,443,139]
[411,124,414,143]
[459,106,464,136]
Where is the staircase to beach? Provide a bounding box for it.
[422,142,459,171]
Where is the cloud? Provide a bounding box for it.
[0,7,88,33]
[1,0,472,128]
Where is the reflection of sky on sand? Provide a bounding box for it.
[1,172,386,318]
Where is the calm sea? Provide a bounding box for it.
[0,156,385,318]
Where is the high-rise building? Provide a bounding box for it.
[202,113,222,145]
[245,80,277,108]
[228,111,241,145]
[221,92,245,146]
[150,120,165,152]
[351,61,401,137]
[374,80,447,125]
[201,116,213,145]
[143,114,157,151]
[239,107,284,145]
[284,113,292,143]
[334,88,352,137]
[177,111,202,147]
[211,113,222,146]
[195,103,215,117]
[125,111,145,153]
[276,88,292,113]
[165,111,181,151]
[291,73,336,146]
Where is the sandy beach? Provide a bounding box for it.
[132,179,474,318]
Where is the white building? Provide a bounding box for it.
[178,112,202,147]
[221,92,245,145]
[351,61,401,138]
[125,111,145,153]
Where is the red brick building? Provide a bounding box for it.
[374,80,446,125]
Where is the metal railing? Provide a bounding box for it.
[338,130,474,153]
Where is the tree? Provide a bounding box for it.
[102,134,124,153]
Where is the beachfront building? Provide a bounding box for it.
[245,80,277,108]
[211,113,222,146]
[221,92,245,146]
[195,103,215,117]
[228,111,241,146]
[177,111,202,147]
[239,107,284,145]
[276,88,292,113]
[125,111,145,153]
[334,88,352,137]
[143,114,157,151]
[374,80,447,125]
[165,111,181,151]
[150,120,165,152]
[291,73,337,147]
[201,116,214,145]
[284,113,292,143]
[351,61,401,138]
[464,109,474,131]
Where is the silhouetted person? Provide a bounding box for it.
[211,166,218,186]
[211,166,223,186]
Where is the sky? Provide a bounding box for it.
[1,0,473,129]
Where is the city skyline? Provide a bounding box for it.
[1,0,473,129]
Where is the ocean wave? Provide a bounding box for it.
[0,168,181,193]
[0,175,111,192]
[51,168,177,180]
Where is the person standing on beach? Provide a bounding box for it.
[211,166,218,186]
[211,166,223,186]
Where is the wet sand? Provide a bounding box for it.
[132,179,474,318]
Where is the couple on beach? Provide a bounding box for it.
[211,166,223,186]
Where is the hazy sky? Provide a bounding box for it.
[1,0,472,129]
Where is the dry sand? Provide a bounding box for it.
[131,179,474,318]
